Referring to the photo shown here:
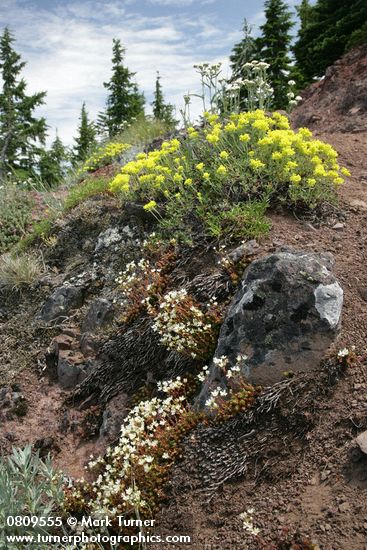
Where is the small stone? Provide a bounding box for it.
[310,474,319,486]
[321,470,331,481]
[338,502,351,513]
[52,334,74,351]
[57,350,86,389]
[356,430,367,454]
[80,333,98,357]
[358,287,367,302]
[349,199,367,210]
[99,394,129,441]
[332,222,344,231]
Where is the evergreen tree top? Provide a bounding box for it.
[0,26,47,176]
[101,37,144,138]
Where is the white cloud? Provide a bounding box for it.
[0,0,237,146]
[148,0,216,5]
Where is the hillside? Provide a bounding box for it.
[292,43,367,134]
[0,49,367,550]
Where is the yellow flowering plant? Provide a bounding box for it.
[78,141,131,175]
[109,109,349,242]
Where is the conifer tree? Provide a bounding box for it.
[0,27,47,178]
[95,110,110,140]
[73,102,96,164]
[293,0,367,84]
[39,132,68,187]
[102,39,145,137]
[152,72,176,128]
[296,0,314,27]
[152,72,164,120]
[258,0,294,109]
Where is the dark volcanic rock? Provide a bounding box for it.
[99,393,129,442]
[57,350,87,389]
[82,298,115,332]
[198,250,343,405]
[37,285,85,323]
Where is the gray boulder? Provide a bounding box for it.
[198,250,343,406]
[37,285,85,322]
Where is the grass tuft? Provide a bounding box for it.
[0,251,45,291]
[63,176,111,210]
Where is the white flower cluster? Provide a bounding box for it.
[205,386,228,409]
[218,256,231,268]
[197,365,209,382]
[213,355,230,369]
[115,258,152,289]
[337,348,349,358]
[287,80,302,108]
[193,62,222,79]
[243,60,270,70]
[205,354,247,410]
[157,376,186,393]
[84,376,188,518]
[241,60,273,110]
[114,258,163,311]
[148,289,214,358]
[239,508,260,536]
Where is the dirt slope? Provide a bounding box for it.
[292,43,367,134]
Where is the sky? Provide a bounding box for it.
[0,0,302,146]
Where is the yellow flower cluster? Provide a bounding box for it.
[79,142,131,174]
[109,109,349,213]
[110,139,181,197]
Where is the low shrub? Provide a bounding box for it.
[17,218,54,251]
[109,110,349,242]
[0,445,64,541]
[0,185,34,253]
[115,244,177,324]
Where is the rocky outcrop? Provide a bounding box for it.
[292,43,367,133]
[82,298,115,332]
[198,250,343,406]
[37,285,85,323]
